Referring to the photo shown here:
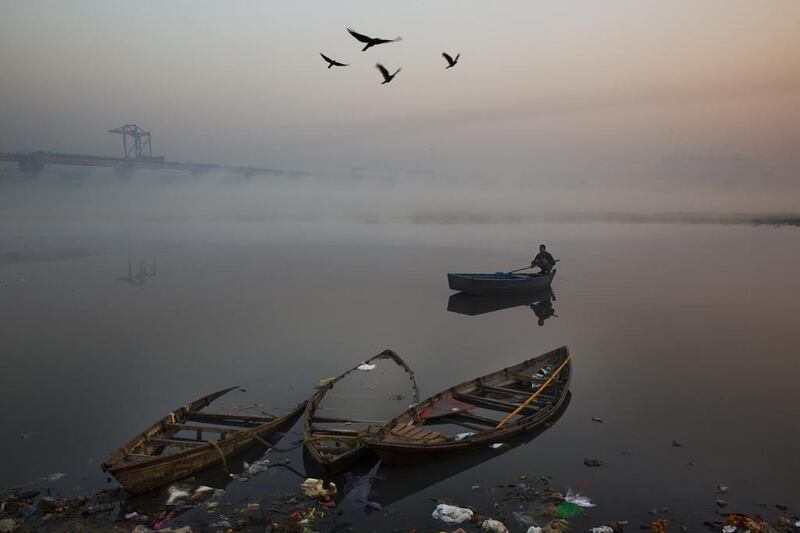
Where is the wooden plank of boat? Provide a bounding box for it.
[303,349,419,476]
[447,270,556,296]
[101,386,306,494]
[366,346,572,465]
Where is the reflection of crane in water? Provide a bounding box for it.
[116,257,156,286]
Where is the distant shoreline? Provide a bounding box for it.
[407,212,800,227]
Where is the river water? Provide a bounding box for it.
[1,220,798,530]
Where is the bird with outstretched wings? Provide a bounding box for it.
[376,63,401,84]
[320,52,349,69]
[347,27,402,51]
[442,52,460,69]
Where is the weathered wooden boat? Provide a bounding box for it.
[447,269,556,295]
[366,346,572,465]
[304,350,419,476]
[102,387,306,493]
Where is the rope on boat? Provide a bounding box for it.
[495,353,572,429]
[208,439,229,473]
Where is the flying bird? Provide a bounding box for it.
[375,63,401,84]
[347,27,402,51]
[320,52,348,69]
[442,52,460,69]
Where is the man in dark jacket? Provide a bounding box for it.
[531,244,556,273]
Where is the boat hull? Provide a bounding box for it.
[102,388,305,494]
[447,270,555,295]
[366,346,572,465]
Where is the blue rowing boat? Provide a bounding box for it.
[447,270,556,295]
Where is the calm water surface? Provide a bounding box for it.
[1,221,798,530]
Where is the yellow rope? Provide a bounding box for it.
[495,353,572,429]
[208,439,229,473]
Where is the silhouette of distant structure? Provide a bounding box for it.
[116,256,156,287]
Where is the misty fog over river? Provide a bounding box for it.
[1,172,798,529]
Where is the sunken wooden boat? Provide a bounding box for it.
[304,350,419,476]
[366,345,572,465]
[447,270,556,295]
[102,386,306,493]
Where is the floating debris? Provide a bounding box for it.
[715,485,729,494]
[432,503,474,524]
[482,518,510,532]
[300,478,337,506]
[592,417,605,423]
[584,458,604,467]
[357,363,377,371]
[565,488,596,508]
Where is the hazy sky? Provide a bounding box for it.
[1,1,799,208]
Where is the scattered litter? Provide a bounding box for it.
[300,478,337,503]
[246,502,260,511]
[490,443,506,449]
[776,504,788,511]
[210,519,232,528]
[672,440,683,447]
[471,484,481,490]
[165,486,191,506]
[722,526,737,533]
[715,485,729,493]
[591,527,615,533]
[317,377,335,387]
[125,512,145,521]
[357,363,376,371]
[151,505,192,530]
[19,434,30,440]
[794,520,800,528]
[584,458,604,467]
[652,519,670,533]
[40,473,65,482]
[528,528,543,533]
[242,459,270,476]
[716,500,728,508]
[432,503,474,524]
[591,417,605,423]
[556,502,584,518]
[0,519,16,532]
[454,432,475,440]
[565,488,596,508]
[481,518,509,532]
[512,511,539,526]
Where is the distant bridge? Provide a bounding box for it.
[0,150,308,178]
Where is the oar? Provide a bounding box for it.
[507,266,532,275]
[495,352,572,429]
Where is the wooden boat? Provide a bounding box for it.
[447,269,556,295]
[304,350,419,476]
[366,346,572,465]
[102,387,306,493]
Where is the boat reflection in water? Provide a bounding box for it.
[447,288,558,326]
[337,392,572,512]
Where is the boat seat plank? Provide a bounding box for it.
[167,423,234,435]
[454,392,540,414]
[309,427,362,436]
[312,416,387,425]
[148,437,206,448]
[449,411,503,426]
[186,412,275,424]
[478,384,532,397]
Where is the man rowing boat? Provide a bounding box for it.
[531,244,556,274]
